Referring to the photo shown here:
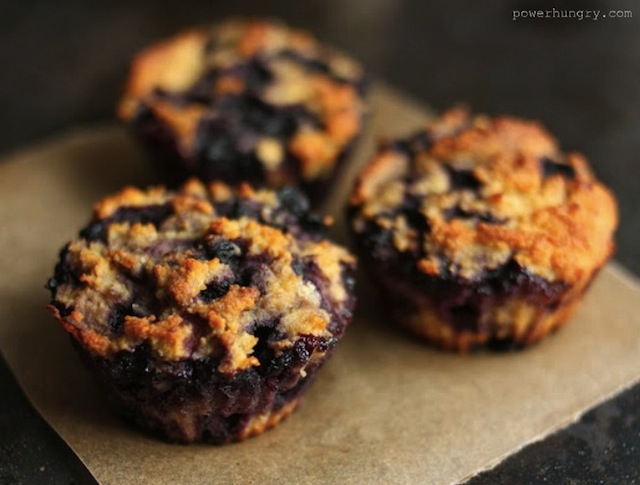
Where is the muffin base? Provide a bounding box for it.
[392,289,586,352]
[128,393,303,444]
[362,249,602,352]
[73,338,331,444]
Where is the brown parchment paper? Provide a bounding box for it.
[1,85,639,485]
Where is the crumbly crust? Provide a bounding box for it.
[350,107,617,284]
[349,108,617,351]
[118,18,367,190]
[48,179,355,375]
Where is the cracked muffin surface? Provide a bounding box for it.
[46,179,356,443]
[348,107,617,351]
[118,18,368,202]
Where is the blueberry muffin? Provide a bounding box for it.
[348,107,617,351]
[46,179,356,443]
[118,18,368,203]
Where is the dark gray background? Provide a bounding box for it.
[0,1,638,483]
[1,0,638,274]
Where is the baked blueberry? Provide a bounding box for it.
[348,107,617,351]
[118,18,368,203]
[47,179,356,443]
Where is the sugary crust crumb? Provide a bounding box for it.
[118,29,208,120]
[350,107,618,284]
[48,179,355,374]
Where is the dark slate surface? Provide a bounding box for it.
[467,382,640,484]
[0,1,638,483]
[0,354,98,485]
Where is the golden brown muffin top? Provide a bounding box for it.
[350,108,618,283]
[118,18,367,183]
[48,180,355,374]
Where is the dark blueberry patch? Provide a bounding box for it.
[474,259,566,303]
[485,338,526,352]
[354,76,370,96]
[285,104,322,130]
[264,110,298,139]
[234,153,264,181]
[300,213,328,235]
[483,258,538,294]
[446,166,481,191]
[302,57,331,75]
[541,157,576,180]
[45,277,58,292]
[342,269,356,293]
[151,86,194,107]
[260,349,293,378]
[181,314,214,353]
[203,37,217,53]
[291,257,333,318]
[296,256,322,283]
[199,279,232,302]
[216,198,262,220]
[196,124,238,164]
[80,220,109,242]
[393,194,430,252]
[361,223,395,262]
[394,130,432,157]
[108,342,155,381]
[279,49,351,85]
[216,94,245,112]
[48,245,80,291]
[402,208,431,232]
[299,334,333,355]
[409,130,433,151]
[131,103,159,131]
[111,203,174,228]
[277,187,310,216]
[294,258,335,316]
[234,198,263,219]
[184,69,218,104]
[291,255,304,276]
[179,60,272,104]
[194,119,265,183]
[241,97,297,138]
[50,300,73,318]
[266,195,328,238]
[204,238,239,264]
[281,49,331,75]
[448,304,480,332]
[389,139,414,157]
[250,323,286,376]
[130,302,153,318]
[152,86,170,98]
[243,60,273,92]
[107,305,131,335]
[292,336,313,363]
[443,206,468,221]
[241,98,275,131]
[220,414,246,435]
[443,206,506,224]
[236,254,270,289]
[390,130,435,164]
